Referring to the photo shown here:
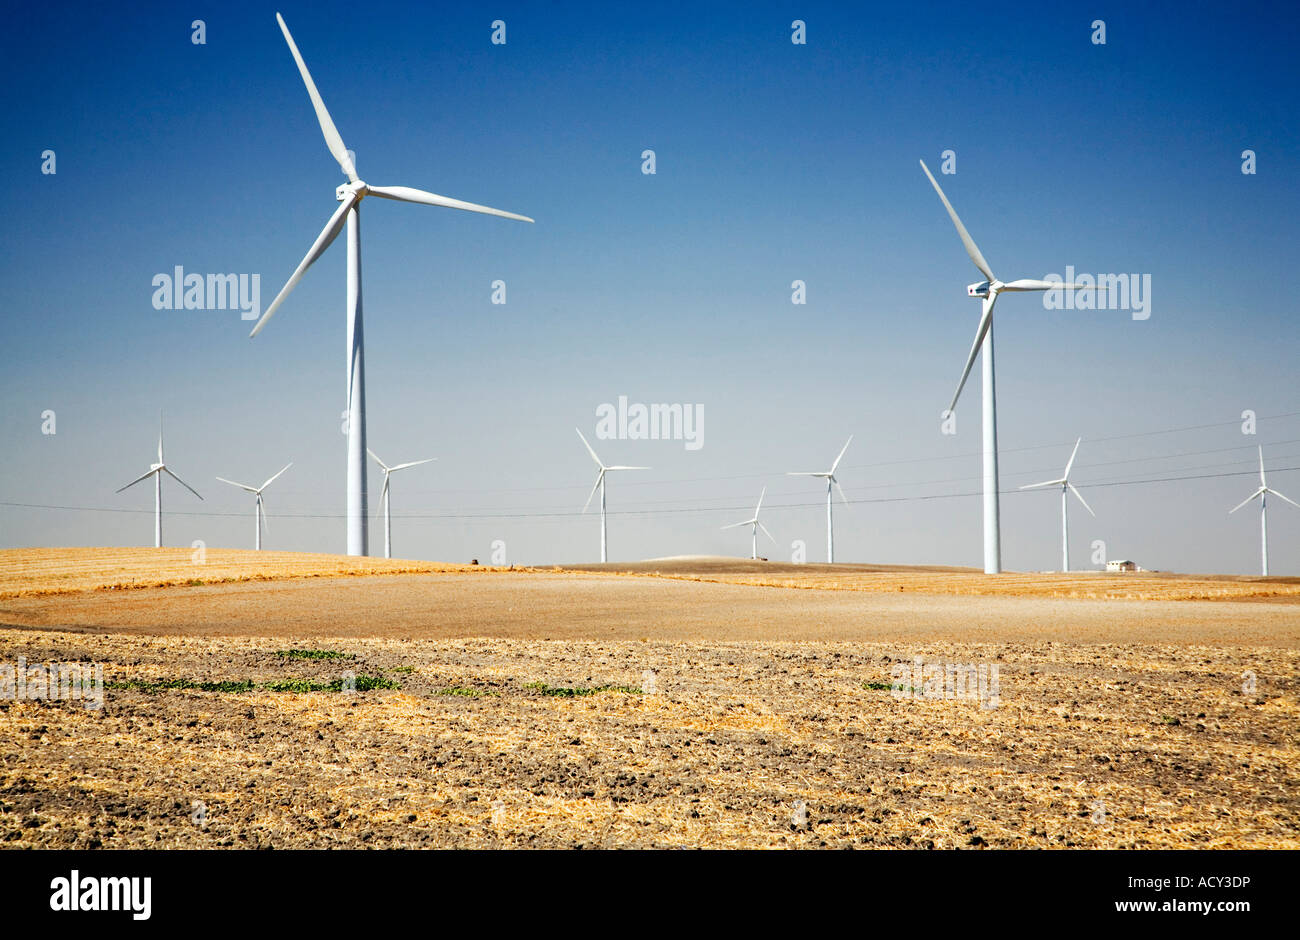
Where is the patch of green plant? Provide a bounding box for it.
[388,666,415,674]
[275,649,354,661]
[524,681,642,697]
[107,675,397,694]
[107,678,256,694]
[437,686,497,697]
[186,579,205,586]
[862,681,921,693]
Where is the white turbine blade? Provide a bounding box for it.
[787,471,827,477]
[389,458,436,472]
[758,521,778,546]
[582,470,604,513]
[605,465,650,471]
[1019,479,1064,490]
[116,468,157,494]
[721,520,753,531]
[830,436,853,474]
[833,478,850,506]
[366,448,391,473]
[1259,446,1267,488]
[754,486,767,517]
[576,428,605,469]
[164,467,203,500]
[216,476,259,494]
[1063,438,1082,479]
[1000,279,1108,292]
[377,476,390,518]
[1068,483,1096,517]
[948,293,997,414]
[258,494,270,534]
[157,424,164,465]
[1269,488,1300,510]
[250,192,358,337]
[1229,488,1264,514]
[275,13,357,181]
[919,159,994,282]
[259,463,294,491]
[366,185,533,224]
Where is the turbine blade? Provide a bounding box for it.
[216,476,259,493]
[833,478,850,506]
[759,521,778,546]
[576,428,604,469]
[260,462,293,491]
[786,472,825,477]
[1019,479,1064,490]
[366,185,533,224]
[830,436,853,474]
[164,467,203,500]
[249,191,358,337]
[721,520,751,531]
[389,458,436,472]
[258,494,270,534]
[948,293,997,414]
[115,468,157,494]
[275,13,357,180]
[1269,488,1300,510]
[1000,279,1108,292]
[366,448,390,472]
[1063,437,1082,479]
[919,159,994,282]
[754,486,766,517]
[1230,489,1264,514]
[1259,446,1267,488]
[604,465,650,471]
[582,470,604,513]
[1068,483,1095,517]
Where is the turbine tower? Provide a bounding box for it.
[722,487,777,560]
[216,463,293,551]
[920,160,1100,573]
[115,418,202,547]
[788,436,852,564]
[1019,438,1094,572]
[1230,446,1299,576]
[368,449,435,559]
[250,12,533,556]
[577,428,648,563]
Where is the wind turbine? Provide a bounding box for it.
[577,429,649,563]
[1230,446,1299,576]
[249,13,533,557]
[788,436,852,564]
[1019,438,1094,572]
[115,419,203,547]
[920,160,1101,574]
[722,487,777,560]
[368,449,435,559]
[216,463,293,551]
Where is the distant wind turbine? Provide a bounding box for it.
[788,436,852,564]
[368,449,435,559]
[249,12,533,557]
[920,159,1103,573]
[115,418,203,547]
[216,463,293,551]
[577,429,648,563]
[723,487,777,560]
[1019,438,1094,572]
[1230,446,1299,576]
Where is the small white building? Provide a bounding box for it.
[1106,559,1139,572]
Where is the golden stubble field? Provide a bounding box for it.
[1,549,1297,849]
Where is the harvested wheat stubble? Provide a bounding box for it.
[1,631,1295,849]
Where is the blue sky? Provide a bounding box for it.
[3,0,1298,572]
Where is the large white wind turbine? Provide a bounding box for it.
[368,449,435,559]
[788,436,852,564]
[577,429,649,563]
[250,13,533,557]
[722,487,777,560]
[1019,438,1094,572]
[920,160,1101,574]
[115,419,203,547]
[1230,446,1299,576]
[216,463,293,551]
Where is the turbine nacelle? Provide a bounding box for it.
[336,180,368,202]
[967,280,992,299]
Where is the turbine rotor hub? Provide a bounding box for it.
[336,180,368,202]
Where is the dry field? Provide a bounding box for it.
[1,549,1297,849]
